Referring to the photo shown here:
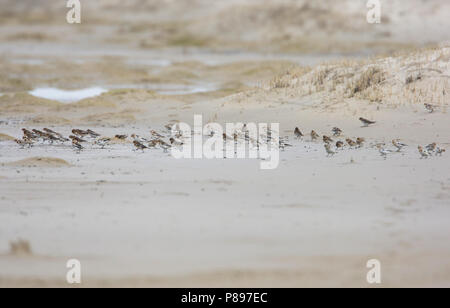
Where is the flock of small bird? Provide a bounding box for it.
[14,127,177,153]
[11,105,446,160]
[293,116,446,159]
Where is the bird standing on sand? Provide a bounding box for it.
[72,139,83,152]
[86,129,100,138]
[115,135,128,140]
[376,144,393,159]
[323,135,333,144]
[169,137,184,147]
[356,137,365,148]
[43,128,69,142]
[133,140,147,152]
[157,140,171,152]
[311,130,319,141]
[69,135,86,143]
[294,127,304,139]
[131,134,149,143]
[95,137,111,149]
[392,139,407,152]
[15,138,33,148]
[336,141,344,150]
[359,117,376,127]
[426,143,437,154]
[418,146,429,159]
[346,138,357,148]
[332,127,343,136]
[22,129,38,140]
[424,103,435,113]
[436,147,446,156]
[324,144,336,156]
[150,130,164,139]
[72,129,89,138]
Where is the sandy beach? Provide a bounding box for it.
[0,0,450,287]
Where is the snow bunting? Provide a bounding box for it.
[43,128,68,142]
[169,137,184,147]
[356,137,365,148]
[115,134,128,140]
[424,103,435,113]
[131,134,149,143]
[158,140,171,152]
[95,137,111,149]
[346,138,357,147]
[426,143,437,154]
[376,144,393,159]
[418,146,429,159]
[72,129,89,137]
[32,129,46,140]
[14,138,33,148]
[332,127,343,136]
[69,135,87,143]
[87,129,100,138]
[133,140,147,152]
[336,141,344,149]
[294,127,304,139]
[311,130,319,141]
[436,147,446,156]
[72,140,83,152]
[150,130,164,139]
[359,117,376,127]
[324,144,336,156]
[392,139,407,152]
[323,135,333,144]
[22,129,38,141]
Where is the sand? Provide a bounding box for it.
[0,0,449,288]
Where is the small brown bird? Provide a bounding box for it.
[346,138,357,148]
[86,129,100,138]
[157,140,171,152]
[424,103,435,113]
[32,129,46,138]
[311,130,319,141]
[426,143,437,153]
[14,138,33,148]
[150,130,164,139]
[95,137,111,149]
[72,129,89,137]
[418,146,429,159]
[332,127,343,136]
[294,127,304,139]
[42,132,59,144]
[392,139,407,152]
[22,129,38,140]
[170,137,184,146]
[133,140,147,152]
[323,135,333,144]
[43,128,68,141]
[336,141,344,149]
[69,135,86,143]
[376,144,393,159]
[436,147,446,156]
[359,117,376,127]
[356,137,365,147]
[115,135,128,140]
[72,139,83,152]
